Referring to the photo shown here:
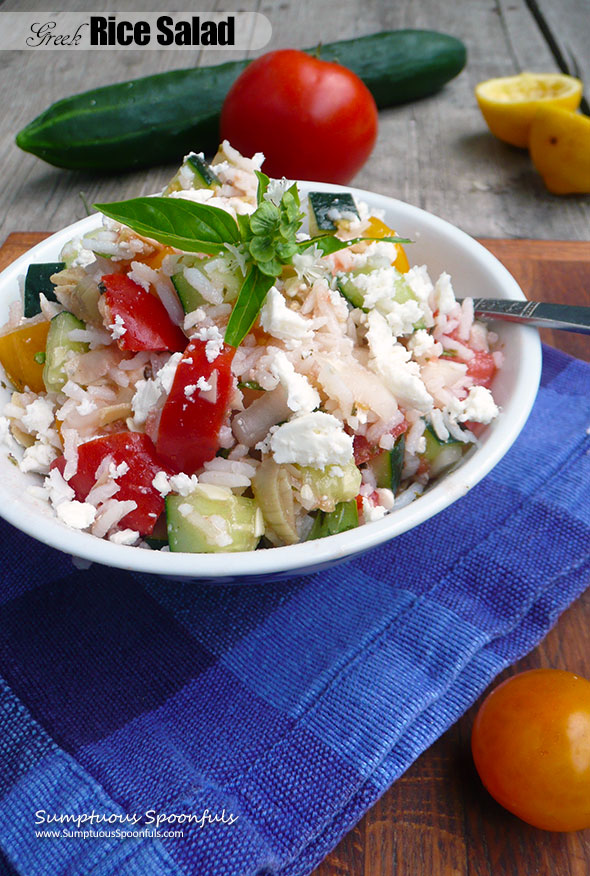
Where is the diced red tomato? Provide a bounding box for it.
[101,273,187,353]
[51,432,168,535]
[465,350,496,388]
[446,328,497,389]
[154,338,236,474]
[353,418,408,466]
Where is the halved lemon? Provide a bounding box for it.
[475,72,583,147]
[529,105,590,194]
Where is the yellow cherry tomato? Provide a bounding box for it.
[472,669,590,831]
[0,318,50,393]
[365,216,410,273]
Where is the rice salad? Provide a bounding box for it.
[0,142,501,553]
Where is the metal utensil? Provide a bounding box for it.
[462,299,590,334]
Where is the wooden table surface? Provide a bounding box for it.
[1,1,590,874]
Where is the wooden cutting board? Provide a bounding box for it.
[2,233,590,876]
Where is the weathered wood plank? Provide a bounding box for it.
[1,0,589,242]
[0,0,590,239]
[525,0,590,110]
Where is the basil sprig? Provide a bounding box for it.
[95,176,410,348]
[95,196,239,254]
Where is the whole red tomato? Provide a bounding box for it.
[471,669,590,831]
[220,49,378,184]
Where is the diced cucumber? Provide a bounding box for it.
[43,311,88,392]
[163,152,220,195]
[187,153,221,187]
[166,484,264,553]
[24,262,65,318]
[336,275,367,310]
[171,271,206,314]
[422,424,464,476]
[308,192,359,235]
[369,434,406,494]
[307,499,359,540]
[295,461,362,510]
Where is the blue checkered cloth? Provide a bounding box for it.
[0,345,588,876]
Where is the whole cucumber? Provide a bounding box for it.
[16,30,466,171]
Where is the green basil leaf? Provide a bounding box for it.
[255,171,270,205]
[249,201,279,236]
[94,197,240,253]
[297,233,412,256]
[225,265,275,348]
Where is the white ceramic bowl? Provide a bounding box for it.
[0,183,541,582]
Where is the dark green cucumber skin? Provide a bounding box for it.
[24,262,64,318]
[16,30,466,171]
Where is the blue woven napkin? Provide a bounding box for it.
[0,344,589,876]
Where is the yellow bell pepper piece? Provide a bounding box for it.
[0,319,50,393]
[365,217,410,273]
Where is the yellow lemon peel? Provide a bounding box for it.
[475,72,582,147]
[529,105,590,194]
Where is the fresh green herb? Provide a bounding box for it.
[95,178,412,349]
[298,233,411,256]
[225,265,275,348]
[33,352,46,364]
[440,350,458,358]
[94,196,240,254]
[307,499,359,540]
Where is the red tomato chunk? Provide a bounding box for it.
[101,273,187,352]
[52,432,168,535]
[155,338,236,474]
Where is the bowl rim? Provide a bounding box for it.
[0,182,542,579]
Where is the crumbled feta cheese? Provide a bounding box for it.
[432,271,457,316]
[20,443,58,474]
[152,471,172,497]
[184,384,197,398]
[267,412,353,469]
[109,529,140,545]
[193,325,224,362]
[108,314,127,340]
[76,398,98,416]
[21,398,54,435]
[457,385,499,425]
[56,500,97,530]
[269,350,320,414]
[259,286,313,342]
[407,329,441,360]
[169,473,200,496]
[109,461,129,480]
[366,310,433,414]
[196,375,212,392]
[362,497,387,522]
[45,468,75,506]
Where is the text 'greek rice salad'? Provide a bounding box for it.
[0,142,502,552]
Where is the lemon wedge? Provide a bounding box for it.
[475,72,583,147]
[529,105,590,194]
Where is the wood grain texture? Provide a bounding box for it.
[2,233,589,876]
[1,0,590,241]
